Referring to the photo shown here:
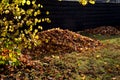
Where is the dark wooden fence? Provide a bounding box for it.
[40,1,120,31]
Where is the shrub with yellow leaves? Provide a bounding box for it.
[0,0,50,66]
[79,0,95,6]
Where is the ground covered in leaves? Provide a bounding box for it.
[0,26,120,80]
[83,26,120,35]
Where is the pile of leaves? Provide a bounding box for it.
[83,26,120,35]
[22,28,103,59]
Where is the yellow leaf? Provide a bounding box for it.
[45,18,50,21]
[41,5,43,8]
[29,25,33,31]
[35,18,38,23]
[32,1,35,4]
[34,29,38,33]
[79,0,88,6]
[26,1,31,5]
[46,11,49,15]
[42,18,45,22]
[2,56,6,60]
[45,39,49,43]
[82,0,87,6]
[22,0,26,5]
[38,19,41,23]
[37,10,41,15]
[38,26,43,30]
[89,0,95,4]
[35,35,39,39]
[11,58,17,62]
[96,55,100,58]
[34,12,37,16]
[38,4,41,7]
[5,10,10,14]
[9,53,13,58]
[47,20,51,23]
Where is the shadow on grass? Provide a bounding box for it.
[78,32,120,45]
